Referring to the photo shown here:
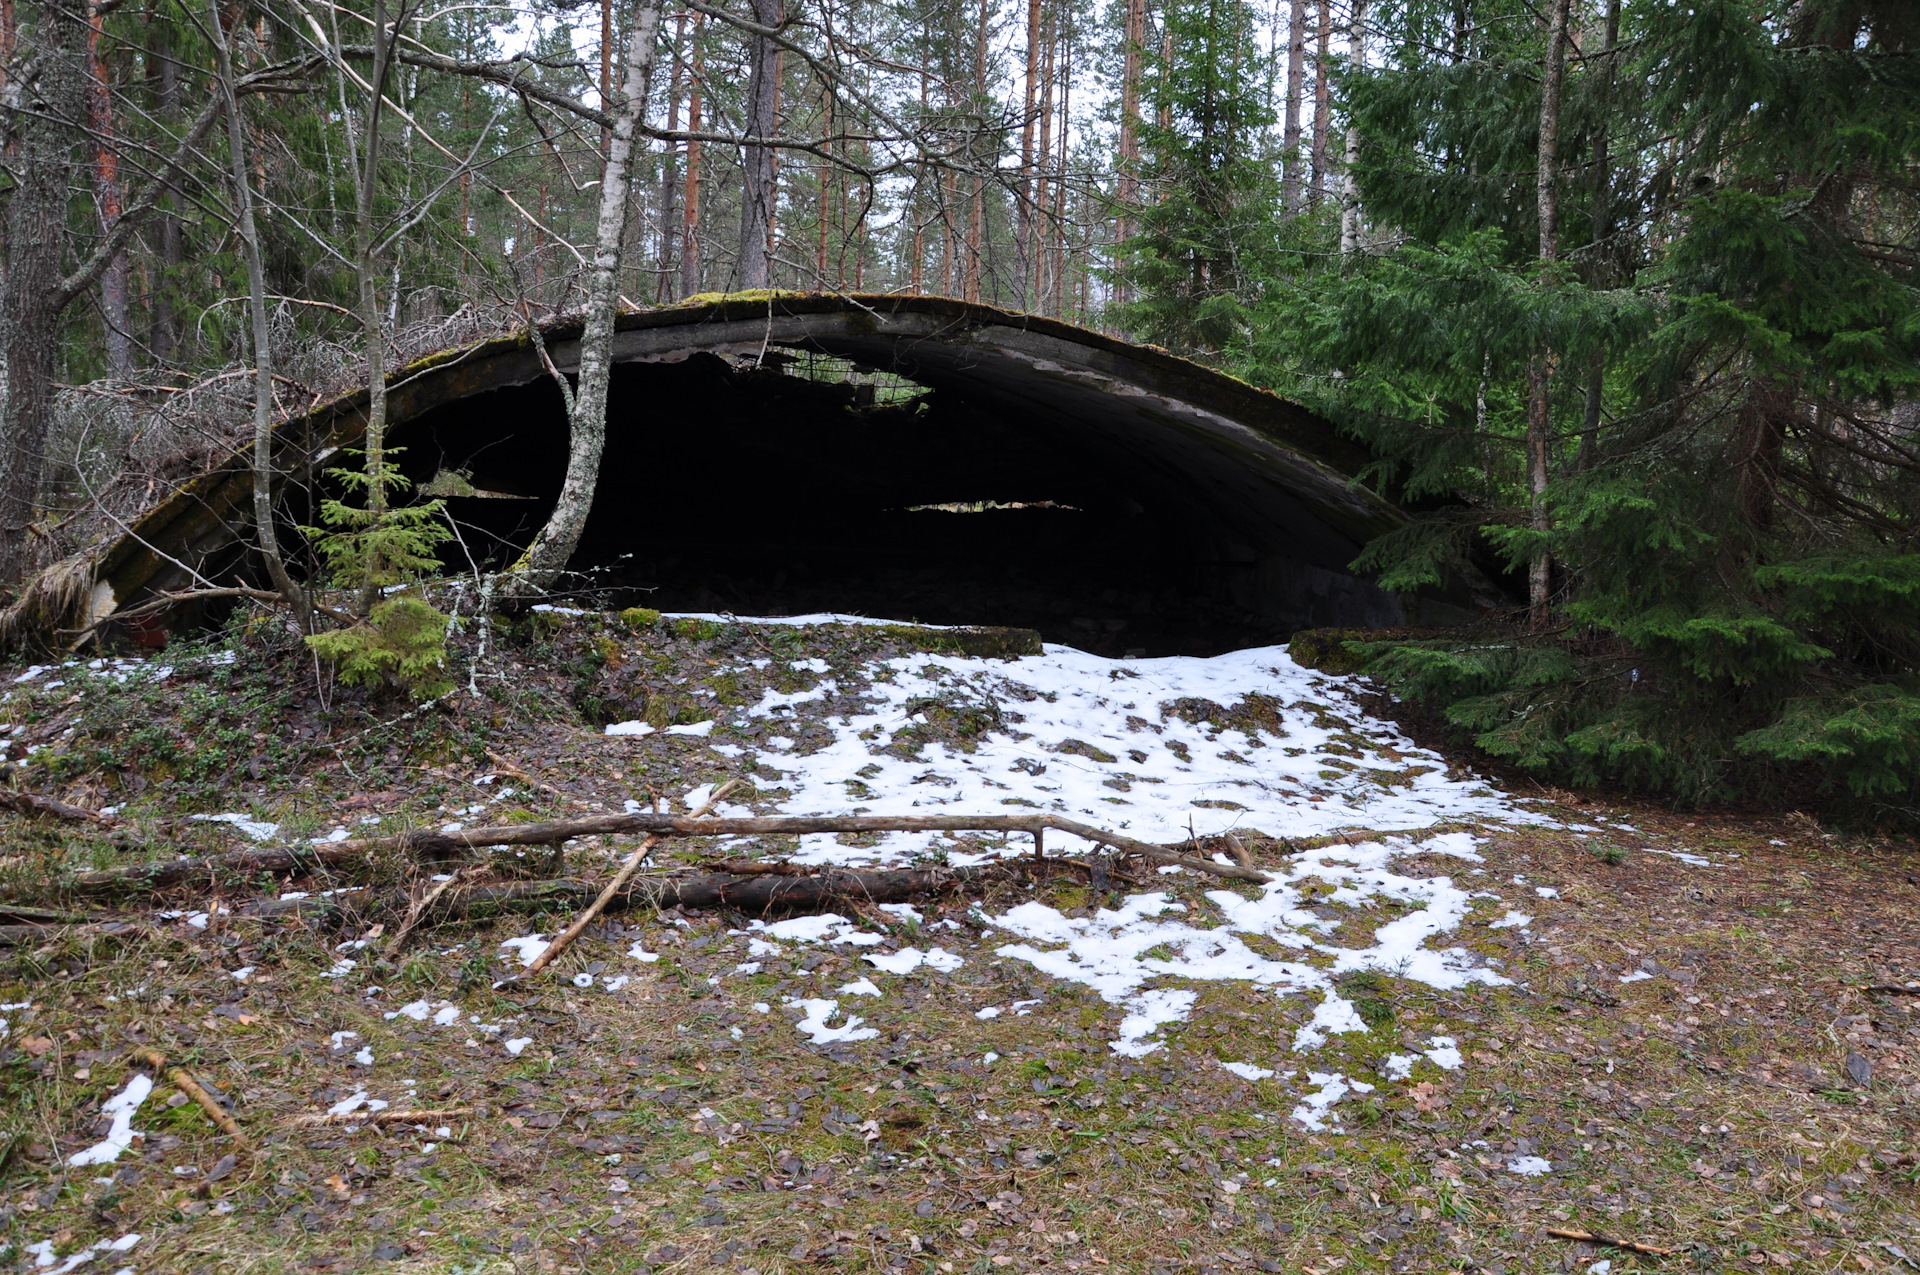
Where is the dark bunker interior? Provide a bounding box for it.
[372,348,1421,657]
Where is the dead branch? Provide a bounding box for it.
[65,811,1269,897]
[1545,1227,1674,1257]
[1862,984,1920,995]
[288,1106,476,1128]
[510,781,741,982]
[135,1049,252,1152]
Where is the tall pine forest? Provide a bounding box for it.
[1,0,1916,817]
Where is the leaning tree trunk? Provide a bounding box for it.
[737,0,783,290]
[1527,0,1570,630]
[498,0,664,601]
[0,0,88,586]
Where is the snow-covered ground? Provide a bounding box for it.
[623,628,1556,1138]
[684,636,1553,865]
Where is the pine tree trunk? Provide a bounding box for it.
[1527,0,1571,630]
[209,0,305,625]
[1033,19,1054,306]
[501,0,665,600]
[1339,0,1366,253]
[1015,0,1042,309]
[0,0,88,585]
[737,0,783,290]
[87,10,133,379]
[1309,0,1330,208]
[680,23,703,298]
[1280,0,1307,212]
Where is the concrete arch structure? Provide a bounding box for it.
[94,294,1492,652]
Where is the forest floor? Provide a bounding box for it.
[0,607,1916,1275]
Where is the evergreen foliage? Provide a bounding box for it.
[305,596,456,700]
[1116,0,1919,814]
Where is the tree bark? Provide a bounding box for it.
[737,0,783,289]
[499,0,664,600]
[1309,0,1330,208]
[680,22,703,298]
[209,0,306,626]
[1577,0,1619,474]
[86,8,133,379]
[0,0,89,585]
[1280,0,1307,212]
[1015,0,1042,309]
[1527,0,1571,629]
[1339,0,1366,253]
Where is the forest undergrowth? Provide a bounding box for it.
[0,608,1915,1274]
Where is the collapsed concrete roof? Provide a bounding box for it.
[90,293,1491,636]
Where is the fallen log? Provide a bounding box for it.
[67,811,1270,896]
[246,858,1068,929]
[0,790,121,825]
[66,829,469,895]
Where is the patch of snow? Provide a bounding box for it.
[189,812,279,841]
[1424,1036,1463,1069]
[386,1000,432,1021]
[1381,1054,1417,1081]
[605,720,656,736]
[838,978,883,997]
[67,1075,152,1166]
[353,1047,374,1066]
[326,1089,389,1117]
[1291,1072,1373,1132]
[503,1038,533,1057]
[787,998,880,1045]
[665,720,715,737]
[1642,847,1715,867]
[1489,911,1531,929]
[863,945,964,975]
[1618,970,1653,983]
[982,1051,1000,1066]
[879,903,923,924]
[1535,886,1559,898]
[499,934,551,966]
[603,976,631,992]
[1219,1061,1274,1082]
[572,973,595,988]
[749,913,884,947]
[432,1004,461,1026]
[628,943,660,962]
[1507,1155,1552,1176]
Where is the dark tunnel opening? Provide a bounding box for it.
[353,349,1407,657]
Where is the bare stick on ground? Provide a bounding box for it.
[136,1050,252,1152]
[288,1107,476,1128]
[1545,1227,1673,1257]
[511,780,741,981]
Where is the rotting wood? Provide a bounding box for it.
[509,779,741,982]
[0,920,140,946]
[1545,1227,1673,1257]
[0,790,121,824]
[1862,984,1920,995]
[136,1049,252,1152]
[67,810,1270,895]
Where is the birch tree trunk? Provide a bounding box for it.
[737,0,783,290]
[500,0,664,600]
[1527,0,1571,629]
[1339,0,1366,253]
[209,0,306,627]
